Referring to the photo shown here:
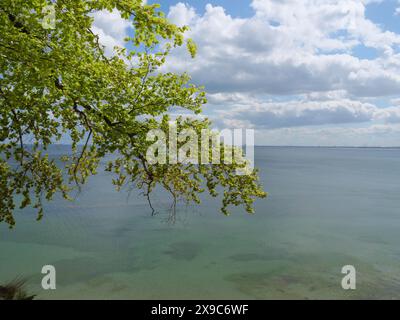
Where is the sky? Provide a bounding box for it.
[92,0,400,146]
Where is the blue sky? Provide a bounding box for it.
[366,0,400,33]
[150,0,255,17]
[92,1,400,146]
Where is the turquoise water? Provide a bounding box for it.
[1,147,400,299]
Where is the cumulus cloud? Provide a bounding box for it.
[376,106,400,124]
[164,1,400,97]
[87,1,400,146]
[209,94,377,128]
[252,0,400,51]
[91,9,131,56]
[208,92,400,129]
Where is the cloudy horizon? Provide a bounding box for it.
[92,0,400,147]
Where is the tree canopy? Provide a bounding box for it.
[0,0,266,228]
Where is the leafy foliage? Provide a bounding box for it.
[0,277,36,300]
[0,0,267,227]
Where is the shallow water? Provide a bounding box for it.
[1,147,400,299]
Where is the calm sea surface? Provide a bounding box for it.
[1,146,400,299]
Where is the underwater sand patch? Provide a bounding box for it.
[44,256,144,286]
[228,246,292,263]
[225,272,295,299]
[224,271,330,299]
[229,253,270,262]
[163,242,202,261]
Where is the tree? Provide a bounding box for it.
[0,277,36,300]
[0,0,267,228]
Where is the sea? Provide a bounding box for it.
[1,146,400,299]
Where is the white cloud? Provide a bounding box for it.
[167,2,197,27]
[90,1,400,146]
[160,1,400,146]
[91,9,131,56]
[251,0,400,52]
[376,106,400,124]
[164,1,400,97]
[208,92,400,128]
[390,97,400,106]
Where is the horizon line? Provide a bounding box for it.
[30,143,400,149]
